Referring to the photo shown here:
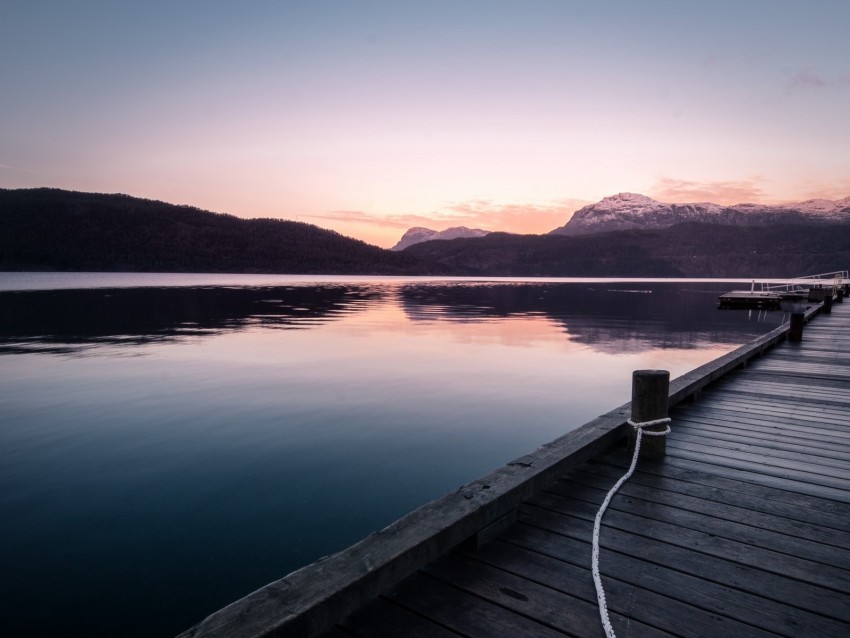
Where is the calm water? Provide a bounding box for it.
[0,274,788,637]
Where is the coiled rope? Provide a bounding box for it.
[591,416,672,638]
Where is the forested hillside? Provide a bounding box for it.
[0,188,445,274]
[3,188,849,278]
[402,223,850,278]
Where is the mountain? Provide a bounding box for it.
[0,188,450,275]
[551,192,850,236]
[391,226,490,251]
[5,187,849,278]
[402,222,850,278]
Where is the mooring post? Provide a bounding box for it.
[823,292,833,314]
[789,312,805,342]
[836,287,845,303]
[628,369,670,460]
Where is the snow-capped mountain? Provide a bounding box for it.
[392,226,490,251]
[550,193,850,236]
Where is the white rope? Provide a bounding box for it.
[591,416,671,638]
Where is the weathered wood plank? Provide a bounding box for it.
[666,447,850,495]
[456,541,775,638]
[547,478,850,567]
[422,553,673,638]
[518,506,850,623]
[664,439,850,479]
[498,525,849,638]
[659,455,850,503]
[337,597,463,638]
[382,572,572,638]
[671,427,850,461]
[673,408,850,437]
[580,459,850,537]
[678,405,850,433]
[527,490,850,590]
[562,470,850,550]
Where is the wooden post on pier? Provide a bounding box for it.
[837,287,845,303]
[628,369,669,460]
[789,312,805,342]
[823,292,833,314]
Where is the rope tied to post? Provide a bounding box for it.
[591,416,672,638]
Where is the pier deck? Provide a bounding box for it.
[323,302,850,637]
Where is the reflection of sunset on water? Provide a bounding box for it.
[0,276,793,637]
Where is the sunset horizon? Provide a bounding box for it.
[2,1,848,248]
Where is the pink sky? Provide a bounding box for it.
[2,2,849,247]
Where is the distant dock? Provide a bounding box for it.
[719,270,848,309]
[179,288,850,638]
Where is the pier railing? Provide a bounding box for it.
[759,270,849,294]
[177,303,824,638]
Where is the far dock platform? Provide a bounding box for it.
[719,271,849,309]
[180,294,850,638]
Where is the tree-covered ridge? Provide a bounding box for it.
[402,222,850,278]
[3,187,849,277]
[0,188,446,274]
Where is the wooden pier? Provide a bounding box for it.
[180,295,850,638]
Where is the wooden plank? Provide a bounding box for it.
[518,505,850,623]
[580,458,850,534]
[382,572,572,638]
[725,382,850,402]
[672,418,850,451]
[679,403,850,431]
[562,470,850,550]
[529,489,850,589]
[720,384,850,406]
[673,407,850,435]
[665,439,850,480]
[457,540,778,638]
[678,418,850,444]
[733,376,850,393]
[336,597,463,638]
[669,427,850,460]
[547,478,850,567]
[671,425,850,461]
[422,552,671,638]
[666,447,850,495]
[694,390,850,414]
[497,525,849,638]
[659,455,850,503]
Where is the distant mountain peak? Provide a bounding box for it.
[551,193,850,236]
[392,226,490,251]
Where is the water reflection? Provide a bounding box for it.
[403,280,788,351]
[0,285,382,355]
[0,281,786,356]
[0,278,792,638]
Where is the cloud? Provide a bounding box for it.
[649,177,768,205]
[303,199,590,235]
[786,68,850,92]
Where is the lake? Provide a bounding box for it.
[0,274,789,637]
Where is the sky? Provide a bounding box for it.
[2,1,849,248]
